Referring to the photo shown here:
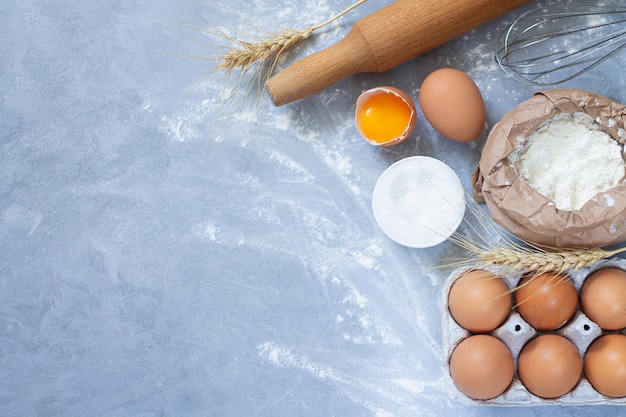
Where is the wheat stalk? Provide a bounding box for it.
[473,245,626,275]
[216,27,313,74]
[440,193,626,275]
[216,0,368,78]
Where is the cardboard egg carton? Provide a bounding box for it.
[442,258,626,405]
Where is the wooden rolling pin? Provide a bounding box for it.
[265,0,530,106]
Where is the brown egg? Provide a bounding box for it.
[517,335,582,399]
[514,273,578,331]
[448,270,511,333]
[449,335,514,400]
[419,68,486,142]
[584,334,626,397]
[580,268,626,330]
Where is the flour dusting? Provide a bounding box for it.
[157,0,482,414]
[193,221,217,241]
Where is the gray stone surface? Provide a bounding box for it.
[2,0,624,415]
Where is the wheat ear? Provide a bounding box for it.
[474,245,626,275]
[216,0,368,77]
[216,28,312,74]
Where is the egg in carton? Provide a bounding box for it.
[442,259,626,405]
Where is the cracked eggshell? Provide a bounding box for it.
[355,86,417,146]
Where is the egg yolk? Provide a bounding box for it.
[357,92,412,144]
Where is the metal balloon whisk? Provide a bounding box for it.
[496,5,626,86]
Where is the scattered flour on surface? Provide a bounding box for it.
[192,221,217,241]
[268,150,311,178]
[391,378,433,395]
[161,115,191,142]
[353,252,376,270]
[257,342,336,380]
[162,0,458,410]
[142,98,155,113]
[323,151,353,176]
[343,285,367,309]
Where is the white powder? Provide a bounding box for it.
[508,112,625,211]
[372,156,466,248]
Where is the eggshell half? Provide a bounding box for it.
[355,86,417,146]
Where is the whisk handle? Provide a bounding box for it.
[266,0,530,106]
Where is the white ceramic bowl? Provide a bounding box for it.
[372,156,465,248]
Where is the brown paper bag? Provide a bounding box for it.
[473,89,626,248]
